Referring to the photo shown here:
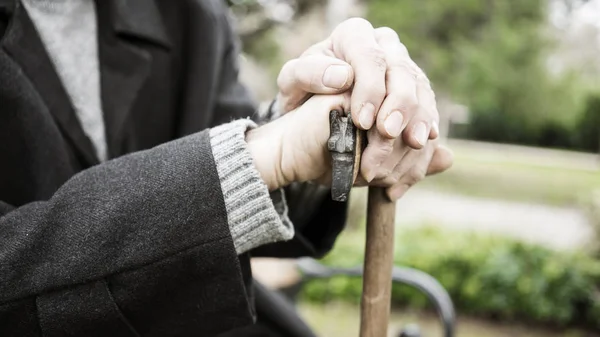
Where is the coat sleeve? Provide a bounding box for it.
[204,1,349,259]
[0,131,255,336]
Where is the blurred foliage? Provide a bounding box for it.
[301,225,600,329]
[244,29,284,76]
[585,188,600,256]
[367,0,597,151]
[575,93,600,152]
[227,0,322,78]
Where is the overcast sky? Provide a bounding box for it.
[575,0,600,28]
[550,0,600,29]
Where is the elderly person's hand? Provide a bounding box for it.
[247,93,452,199]
[274,18,450,199]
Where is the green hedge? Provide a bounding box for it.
[300,226,600,329]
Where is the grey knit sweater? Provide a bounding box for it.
[22,0,293,254]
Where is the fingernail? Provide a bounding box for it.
[364,170,376,183]
[359,103,375,129]
[384,111,404,138]
[323,65,350,89]
[431,121,440,137]
[414,122,428,146]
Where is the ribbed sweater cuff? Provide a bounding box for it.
[209,119,294,254]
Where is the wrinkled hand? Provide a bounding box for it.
[354,137,452,200]
[247,94,452,199]
[275,18,449,199]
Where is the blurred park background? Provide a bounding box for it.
[228,0,600,336]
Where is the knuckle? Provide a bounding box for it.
[427,87,436,100]
[398,43,410,56]
[429,88,438,103]
[408,59,424,73]
[376,139,395,156]
[382,176,398,187]
[390,61,417,79]
[375,27,399,42]
[362,81,387,102]
[417,73,432,87]
[407,166,427,185]
[390,171,402,184]
[381,167,394,179]
[361,46,387,72]
[394,59,409,68]
[397,93,419,113]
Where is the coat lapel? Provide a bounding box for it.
[95,0,171,158]
[0,0,100,167]
[0,0,172,164]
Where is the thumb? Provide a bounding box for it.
[277,55,354,112]
[426,145,454,176]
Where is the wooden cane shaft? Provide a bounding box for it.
[359,187,396,337]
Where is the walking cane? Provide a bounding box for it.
[329,110,396,337]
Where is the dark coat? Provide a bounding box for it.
[0,0,347,336]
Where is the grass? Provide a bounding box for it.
[418,140,600,207]
[298,302,597,337]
